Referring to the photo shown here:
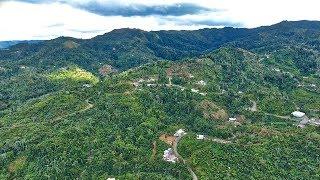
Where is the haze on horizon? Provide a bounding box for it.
[0,0,319,41]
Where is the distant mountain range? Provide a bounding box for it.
[0,20,319,73]
[0,40,42,49]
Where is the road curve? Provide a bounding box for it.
[173,135,198,180]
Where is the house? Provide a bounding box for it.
[199,92,207,96]
[229,117,237,122]
[313,121,320,126]
[300,118,309,125]
[147,84,156,87]
[163,148,177,163]
[132,82,139,87]
[107,178,116,180]
[174,129,186,137]
[191,89,199,93]
[197,80,207,86]
[291,111,306,118]
[196,135,205,140]
[274,68,280,72]
[310,118,320,126]
[147,78,156,82]
[83,84,92,88]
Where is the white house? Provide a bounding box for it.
[229,117,237,122]
[83,84,92,88]
[291,111,306,118]
[174,129,186,137]
[146,84,156,87]
[197,80,207,86]
[310,118,320,126]
[163,148,177,163]
[196,135,205,140]
[191,89,199,93]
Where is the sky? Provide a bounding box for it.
[0,0,319,41]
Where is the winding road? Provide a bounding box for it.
[173,135,198,180]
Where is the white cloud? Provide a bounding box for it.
[0,0,319,41]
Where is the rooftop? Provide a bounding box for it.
[291,111,306,118]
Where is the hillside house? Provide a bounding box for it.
[174,129,186,137]
[197,80,207,86]
[163,148,177,163]
[199,92,207,96]
[83,84,92,88]
[191,89,199,93]
[291,111,306,118]
[229,117,237,122]
[310,118,320,126]
[147,84,156,87]
[197,135,205,140]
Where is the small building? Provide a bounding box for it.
[197,80,207,86]
[83,84,92,88]
[196,135,205,140]
[174,129,186,137]
[199,92,207,96]
[310,118,320,126]
[20,65,27,69]
[163,148,177,163]
[132,82,139,87]
[191,89,199,93]
[313,121,320,126]
[107,178,116,180]
[147,78,156,82]
[229,117,237,122]
[291,111,306,118]
[274,68,280,72]
[146,84,156,87]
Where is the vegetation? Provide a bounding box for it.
[0,21,319,179]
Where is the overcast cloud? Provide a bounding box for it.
[0,0,319,40]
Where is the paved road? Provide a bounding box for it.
[173,135,198,180]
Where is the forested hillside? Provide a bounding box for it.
[0,21,319,179]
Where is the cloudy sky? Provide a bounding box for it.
[0,0,319,41]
